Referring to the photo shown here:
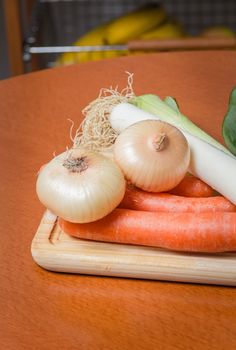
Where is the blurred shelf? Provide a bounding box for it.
[3,0,236,75]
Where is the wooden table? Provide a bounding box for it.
[1,51,236,350]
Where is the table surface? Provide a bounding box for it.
[1,51,236,350]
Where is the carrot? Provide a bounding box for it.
[168,174,214,197]
[119,186,236,213]
[59,209,236,252]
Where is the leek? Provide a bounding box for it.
[222,87,236,156]
[133,94,231,155]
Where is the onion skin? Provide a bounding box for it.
[36,148,126,223]
[114,120,190,192]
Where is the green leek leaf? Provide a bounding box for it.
[164,96,180,113]
[222,87,236,156]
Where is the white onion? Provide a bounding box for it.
[114,120,190,192]
[36,148,126,223]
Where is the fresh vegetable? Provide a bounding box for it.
[134,94,232,153]
[119,185,236,213]
[109,101,236,205]
[36,148,126,223]
[59,209,236,253]
[114,120,190,192]
[222,86,236,156]
[169,174,214,197]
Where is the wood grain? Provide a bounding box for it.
[32,211,236,286]
[1,51,236,349]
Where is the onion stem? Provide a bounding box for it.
[154,133,166,151]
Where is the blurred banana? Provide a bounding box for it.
[58,4,183,66]
[89,49,126,62]
[56,52,77,66]
[57,22,109,65]
[140,21,186,40]
[200,25,235,38]
[106,4,167,44]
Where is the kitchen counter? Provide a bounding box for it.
[1,51,236,350]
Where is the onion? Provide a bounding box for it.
[36,148,126,223]
[114,120,190,192]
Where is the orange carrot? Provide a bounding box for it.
[169,174,214,197]
[59,209,236,252]
[119,186,236,213]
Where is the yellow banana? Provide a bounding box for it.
[57,4,170,66]
[200,25,235,38]
[89,50,122,62]
[140,21,186,40]
[106,4,167,44]
[57,22,109,65]
[94,50,127,60]
[56,52,78,66]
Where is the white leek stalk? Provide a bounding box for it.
[109,100,236,204]
[185,131,236,204]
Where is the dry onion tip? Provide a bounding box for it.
[114,120,190,192]
[36,148,126,223]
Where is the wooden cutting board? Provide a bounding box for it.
[31,210,236,286]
